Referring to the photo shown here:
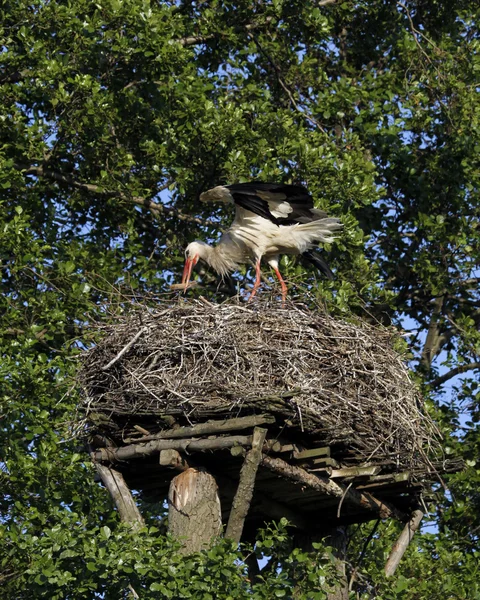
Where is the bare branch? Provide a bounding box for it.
[225,427,267,543]
[396,2,432,64]
[429,362,480,389]
[95,463,145,531]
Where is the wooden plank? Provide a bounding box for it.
[225,428,267,543]
[356,472,410,490]
[292,446,331,460]
[309,457,340,468]
[330,466,381,478]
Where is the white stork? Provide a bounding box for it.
[181,182,343,302]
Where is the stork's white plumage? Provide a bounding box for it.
[181,182,343,302]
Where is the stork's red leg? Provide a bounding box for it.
[248,259,262,301]
[273,267,288,306]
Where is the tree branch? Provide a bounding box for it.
[261,455,407,522]
[429,362,480,389]
[177,16,274,47]
[95,463,145,531]
[225,427,267,543]
[419,295,445,371]
[14,163,214,226]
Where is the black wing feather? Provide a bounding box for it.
[232,192,281,224]
[302,250,334,280]
[226,182,315,225]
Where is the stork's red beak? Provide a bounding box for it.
[181,255,198,290]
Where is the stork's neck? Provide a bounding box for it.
[202,242,241,277]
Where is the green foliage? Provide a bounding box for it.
[1,0,479,598]
[349,521,480,600]
[3,517,339,599]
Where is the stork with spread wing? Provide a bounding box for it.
[181,182,343,302]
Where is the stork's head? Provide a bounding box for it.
[199,185,231,204]
[181,241,211,288]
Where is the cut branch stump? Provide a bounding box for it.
[168,468,222,554]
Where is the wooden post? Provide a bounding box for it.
[95,464,145,531]
[168,468,222,554]
[225,427,267,543]
[385,509,424,576]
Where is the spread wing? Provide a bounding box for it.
[200,182,327,226]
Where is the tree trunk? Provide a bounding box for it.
[168,467,222,554]
[324,526,348,600]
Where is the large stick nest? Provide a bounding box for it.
[78,299,440,472]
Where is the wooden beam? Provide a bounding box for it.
[124,414,275,443]
[94,435,253,462]
[385,509,424,577]
[308,457,340,469]
[261,455,406,522]
[225,428,267,543]
[95,464,145,531]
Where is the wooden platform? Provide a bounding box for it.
[89,414,457,533]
